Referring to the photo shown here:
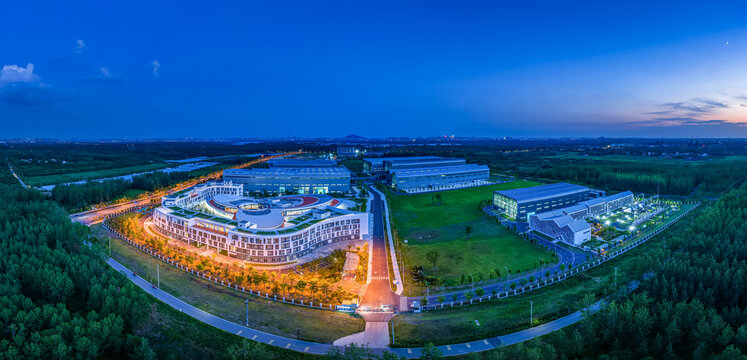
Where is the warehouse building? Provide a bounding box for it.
[268,158,337,167]
[223,167,351,194]
[336,146,358,159]
[493,182,590,220]
[362,156,442,174]
[390,164,490,192]
[579,198,607,218]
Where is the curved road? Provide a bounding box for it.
[108,256,605,358]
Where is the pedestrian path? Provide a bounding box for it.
[106,256,603,358]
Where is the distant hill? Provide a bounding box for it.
[342,134,367,141]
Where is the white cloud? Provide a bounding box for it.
[75,39,86,53]
[0,63,40,84]
[152,60,160,77]
[100,66,112,78]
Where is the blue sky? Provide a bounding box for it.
[2,1,747,138]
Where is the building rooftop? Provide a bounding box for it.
[495,182,589,203]
[268,158,337,167]
[391,164,489,178]
[224,167,350,177]
[363,156,442,165]
[579,198,606,207]
[604,191,634,202]
[385,158,465,168]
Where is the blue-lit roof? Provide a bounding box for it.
[391,164,488,178]
[495,182,589,203]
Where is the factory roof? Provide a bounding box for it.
[268,158,337,167]
[385,158,466,168]
[495,182,589,203]
[224,167,350,177]
[579,197,606,207]
[604,191,634,202]
[362,156,442,165]
[391,164,489,178]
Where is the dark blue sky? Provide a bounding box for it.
[2,1,747,138]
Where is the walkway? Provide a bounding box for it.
[106,256,606,358]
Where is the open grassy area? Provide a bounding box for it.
[25,162,170,186]
[388,181,550,293]
[391,200,702,347]
[137,298,314,359]
[91,225,365,344]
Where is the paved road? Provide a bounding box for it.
[107,256,606,358]
[358,189,401,312]
[9,165,29,189]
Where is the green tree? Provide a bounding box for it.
[420,343,444,360]
[425,250,439,270]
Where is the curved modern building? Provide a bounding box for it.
[153,182,368,263]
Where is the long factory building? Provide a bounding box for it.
[493,182,591,221]
[363,156,490,192]
[223,166,351,194]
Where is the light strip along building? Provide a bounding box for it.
[493,182,590,220]
[390,164,490,191]
[363,156,442,174]
[268,158,337,167]
[223,166,351,194]
[529,190,635,246]
[155,182,368,264]
[383,157,465,173]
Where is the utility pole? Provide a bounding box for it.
[108,237,111,258]
[529,300,533,326]
[245,299,249,326]
[157,264,160,288]
[614,267,618,288]
[390,320,395,345]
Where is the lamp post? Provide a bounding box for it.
[244,299,249,326]
[504,266,510,284]
[470,274,474,289]
[529,300,533,326]
[157,264,160,288]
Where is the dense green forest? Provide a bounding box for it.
[51,171,191,209]
[472,182,747,359]
[0,183,156,358]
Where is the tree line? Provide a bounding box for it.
[52,171,191,209]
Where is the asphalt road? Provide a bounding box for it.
[358,189,401,313]
[107,256,603,358]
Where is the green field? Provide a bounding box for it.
[388,181,550,293]
[25,162,170,186]
[391,201,701,347]
[91,225,365,343]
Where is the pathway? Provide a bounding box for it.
[106,256,608,358]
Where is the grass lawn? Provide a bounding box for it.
[25,162,170,186]
[388,181,550,292]
[91,225,365,343]
[137,299,314,360]
[390,200,702,347]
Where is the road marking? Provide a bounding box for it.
[268,339,274,345]
[236,330,242,335]
[446,345,451,350]
[483,340,489,345]
[304,347,309,352]
[252,335,257,340]
[285,343,291,349]
[466,343,471,348]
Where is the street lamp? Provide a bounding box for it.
[529,300,533,326]
[504,266,510,283]
[244,299,249,326]
[470,274,474,289]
